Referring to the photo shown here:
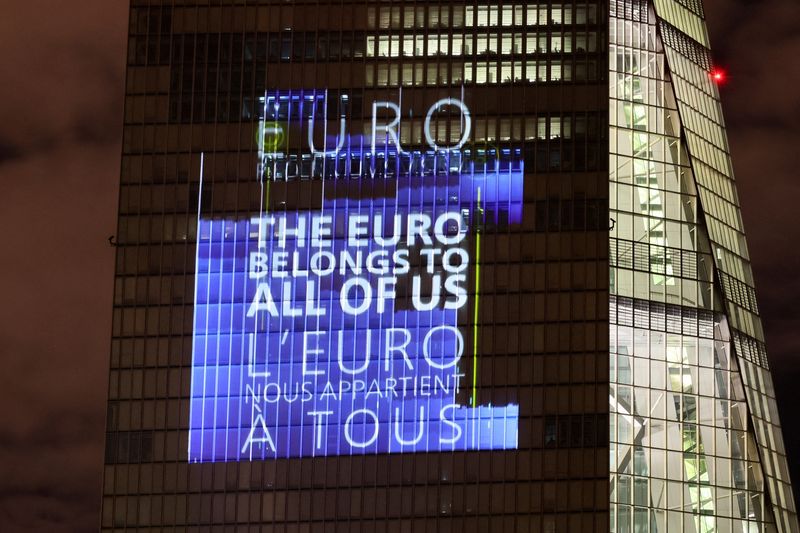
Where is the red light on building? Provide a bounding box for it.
[712,69,726,83]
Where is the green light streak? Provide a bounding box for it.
[471,187,482,407]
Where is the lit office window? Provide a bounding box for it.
[524,117,537,140]
[427,35,440,56]
[514,5,524,25]
[527,4,549,25]
[426,63,438,85]
[452,63,464,84]
[379,8,391,29]
[527,33,547,54]
[551,62,563,81]
[501,35,514,55]
[551,5,564,24]
[551,34,563,53]
[452,35,465,55]
[429,6,440,28]
[477,6,499,26]
[414,35,424,56]
[476,62,487,84]
[537,117,548,139]
[377,64,388,86]
[501,6,514,26]
[500,118,512,140]
[501,61,513,83]
[403,7,414,29]
[402,36,414,57]
[401,64,414,86]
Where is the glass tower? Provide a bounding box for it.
[609,1,797,531]
[102,1,795,531]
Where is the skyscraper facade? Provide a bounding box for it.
[102,1,795,532]
[608,2,797,531]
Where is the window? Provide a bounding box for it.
[476,34,493,55]
[514,61,524,81]
[514,5,524,26]
[439,6,450,27]
[526,33,547,54]
[414,35,424,56]
[452,6,465,27]
[500,118,512,140]
[379,8,391,29]
[390,6,401,28]
[537,117,547,139]
[476,62,487,84]
[501,61,513,82]
[452,35,464,55]
[525,118,537,140]
[501,6,514,26]
[426,63,437,86]
[377,64,388,86]
[550,117,561,139]
[451,63,464,84]
[403,7,414,29]
[479,6,499,26]
[464,62,474,83]
[551,5,563,24]
[402,64,414,86]
[551,34,563,53]
[402,36,414,57]
[427,35,439,56]
[501,35,513,55]
[551,62,563,81]
[428,6,440,28]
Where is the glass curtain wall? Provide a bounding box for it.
[610,1,797,532]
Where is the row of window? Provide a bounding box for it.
[106,412,608,465]
[134,28,603,68]
[112,237,608,279]
[134,32,371,67]
[116,136,606,189]
[413,115,574,143]
[610,296,714,340]
[263,115,594,151]
[367,3,600,30]
[365,59,599,87]
[116,178,606,218]
[103,488,607,530]
[166,59,601,121]
[367,32,600,58]
[128,3,602,39]
[611,233,710,276]
[104,452,608,495]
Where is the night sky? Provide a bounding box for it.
[0,1,797,530]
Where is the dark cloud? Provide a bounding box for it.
[0,0,798,530]
[0,139,23,164]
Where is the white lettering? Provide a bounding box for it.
[344,409,380,448]
[424,98,472,152]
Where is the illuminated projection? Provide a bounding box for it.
[189,91,522,462]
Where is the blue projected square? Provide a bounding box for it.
[189,129,523,462]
